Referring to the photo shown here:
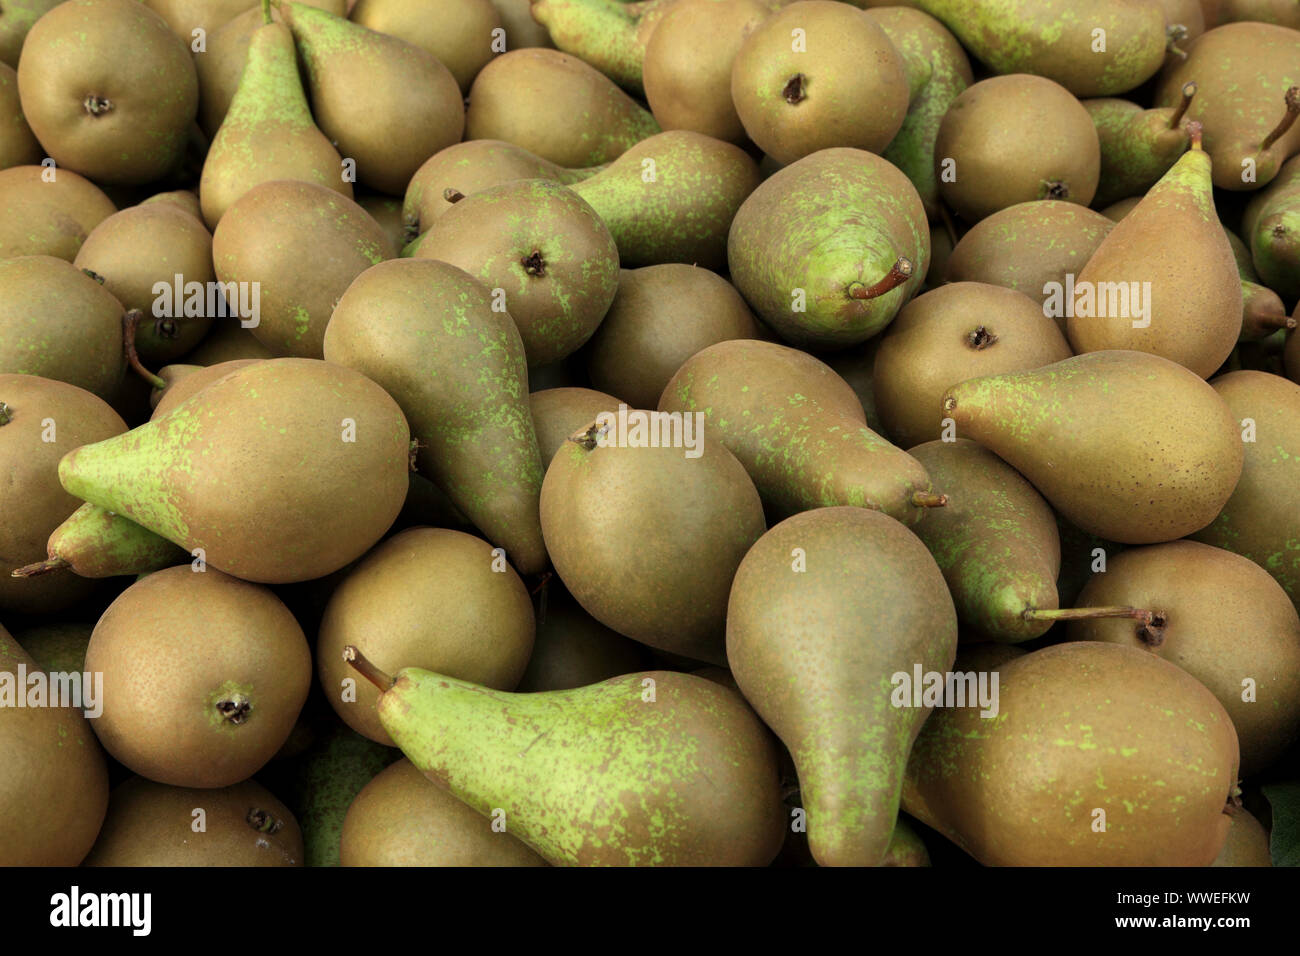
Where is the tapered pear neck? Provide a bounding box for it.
[344,645,395,691]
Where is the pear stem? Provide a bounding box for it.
[0,402,11,427]
[1186,120,1203,151]
[1168,82,1197,129]
[10,556,70,578]
[910,490,948,508]
[1254,312,1297,332]
[261,0,273,26]
[1165,23,1189,60]
[847,258,913,300]
[122,310,167,390]
[343,645,394,691]
[1260,87,1300,153]
[1021,606,1156,624]
[566,420,607,451]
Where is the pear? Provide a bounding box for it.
[1155,22,1300,191]
[530,0,671,94]
[83,776,303,866]
[730,1,911,165]
[151,358,261,418]
[317,528,536,746]
[1242,153,1300,299]
[0,623,109,865]
[0,257,124,399]
[466,49,661,168]
[0,375,124,616]
[642,0,774,144]
[517,585,650,692]
[413,179,620,367]
[660,339,947,525]
[865,5,973,219]
[585,264,760,409]
[13,621,92,674]
[344,651,787,866]
[145,0,262,39]
[1083,82,1197,206]
[0,63,40,169]
[340,758,548,866]
[529,386,621,468]
[349,0,502,94]
[278,2,463,196]
[1212,809,1272,867]
[872,282,1073,448]
[17,0,198,184]
[935,74,1101,223]
[0,165,116,261]
[199,16,351,230]
[727,148,928,348]
[86,565,312,788]
[570,130,759,272]
[0,0,61,68]
[908,439,1062,643]
[540,423,765,663]
[323,259,547,574]
[944,200,1114,321]
[1065,540,1300,775]
[212,180,394,359]
[1070,123,1242,378]
[1191,370,1300,610]
[58,358,411,583]
[902,642,1240,866]
[73,202,216,366]
[12,501,184,580]
[727,506,958,866]
[909,0,1166,96]
[402,139,598,237]
[491,0,553,49]
[942,350,1243,544]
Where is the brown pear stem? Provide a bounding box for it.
[11,556,69,578]
[442,188,465,204]
[910,490,948,508]
[1255,312,1297,332]
[529,570,552,597]
[1168,82,1197,128]
[343,645,394,691]
[1021,606,1156,624]
[848,258,913,300]
[1186,120,1203,151]
[122,310,167,390]
[1259,87,1300,153]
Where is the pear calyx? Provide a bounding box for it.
[521,251,547,277]
[848,257,913,301]
[83,95,113,118]
[966,326,998,350]
[782,74,807,105]
[343,645,395,692]
[0,402,11,427]
[215,694,252,725]
[246,808,284,834]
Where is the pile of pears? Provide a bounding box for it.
[4,0,1300,870]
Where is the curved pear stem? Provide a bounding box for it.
[1168,82,1197,129]
[442,188,465,204]
[261,0,273,26]
[343,645,395,692]
[1165,23,1189,60]
[910,490,948,509]
[847,258,913,301]
[1021,606,1156,623]
[122,310,167,390]
[1259,87,1300,153]
[11,556,70,578]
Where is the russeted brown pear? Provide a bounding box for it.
[540,416,765,664]
[1067,540,1300,774]
[903,642,1240,866]
[0,165,117,261]
[943,351,1243,544]
[727,507,958,867]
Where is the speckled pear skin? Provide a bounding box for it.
[659,339,941,525]
[199,20,351,230]
[572,130,760,272]
[374,668,787,866]
[866,6,973,219]
[908,439,1060,643]
[726,148,928,349]
[1156,22,1300,191]
[57,358,411,584]
[322,259,547,575]
[45,503,185,578]
[902,642,1239,866]
[413,179,620,368]
[910,0,1166,97]
[726,507,958,867]
[531,0,671,93]
[1191,371,1300,611]
[1084,98,1192,206]
[943,351,1244,545]
[1071,137,1242,378]
[1243,154,1300,299]
[280,2,464,196]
